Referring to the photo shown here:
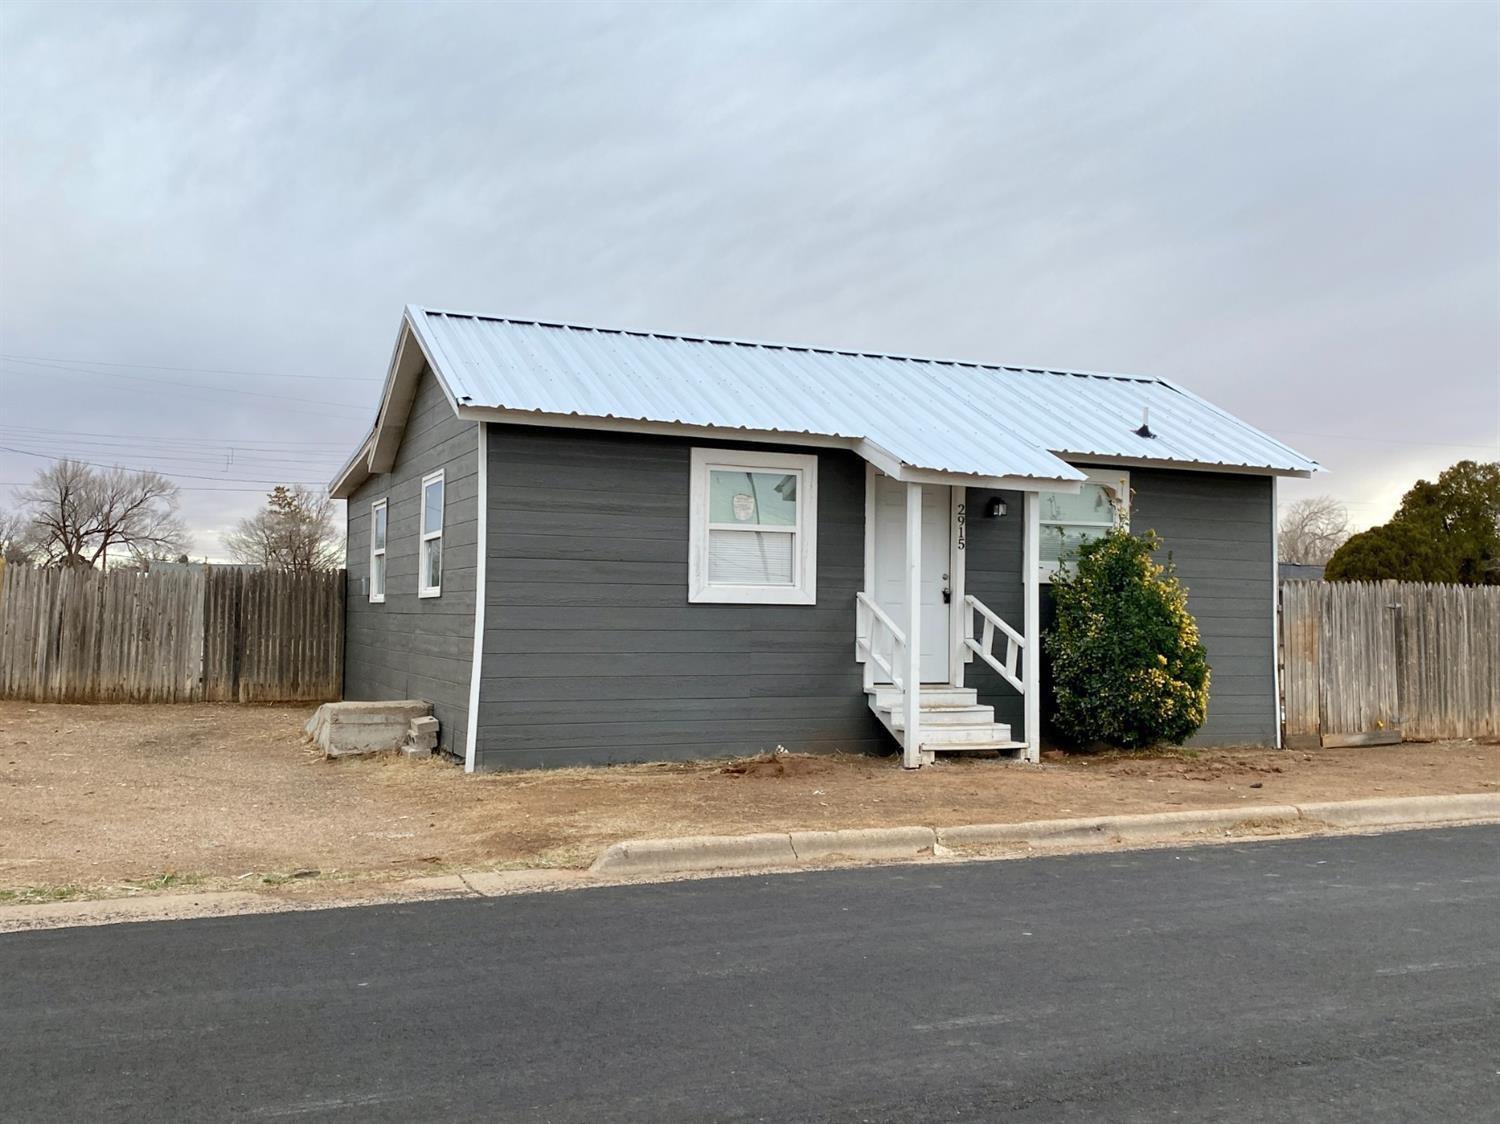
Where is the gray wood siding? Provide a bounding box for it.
[963,468,1278,747]
[1126,467,1277,746]
[474,427,881,770]
[344,367,478,758]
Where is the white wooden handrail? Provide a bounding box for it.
[856,592,907,690]
[963,593,1025,694]
[856,592,907,648]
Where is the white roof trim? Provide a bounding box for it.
[451,404,1085,493]
[330,311,464,498]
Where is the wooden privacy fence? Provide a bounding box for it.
[1281,580,1500,747]
[0,564,344,704]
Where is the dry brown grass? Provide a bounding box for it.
[2,701,1496,896]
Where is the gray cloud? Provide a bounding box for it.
[1,0,1496,555]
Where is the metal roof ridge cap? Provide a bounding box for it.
[409,304,1166,384]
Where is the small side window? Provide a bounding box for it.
[419,471,444,598]
[369,499,387,603]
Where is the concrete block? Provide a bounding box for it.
[409,716,440,736]
[307,700,432,758]
[401,744,433,760]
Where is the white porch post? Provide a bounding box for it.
[1023,490,1041,764]
[902,481,923,768]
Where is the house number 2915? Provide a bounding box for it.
[956,503,966,550]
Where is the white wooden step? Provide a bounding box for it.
[923,741,1028,758]
[866,684,978,709]
[885,704,996,729]
[919,725,1015,746]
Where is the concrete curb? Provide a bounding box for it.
[936,805,1303,849]
[1294,794,1500,828]
[587,793,1500,877]
[589,832,798,875]
[7,794,1498,932]
[790,826,936,863]
[0,870,590,934]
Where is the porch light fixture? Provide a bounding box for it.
[985,497,1007,518]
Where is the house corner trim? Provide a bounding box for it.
[464,422,488,773]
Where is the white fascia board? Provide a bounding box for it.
[369,311,476,471]
[329,431,376,499]
[451,405,1083,490]
[334,309,474,493]
[403,304,478,408]
[1052,451,1316,479]
[1148,376,1322,475]
[896,466,1084,492]
[454,403,863,454]
[368,328,429,473]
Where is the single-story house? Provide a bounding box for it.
[331,306,1319,772]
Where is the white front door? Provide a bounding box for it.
[872,476,951,683]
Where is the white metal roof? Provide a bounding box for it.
[332,306,1319,496]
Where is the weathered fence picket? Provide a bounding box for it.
[0,563,343,704]
[1280,579,1500,746]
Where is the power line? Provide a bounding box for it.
[0,430,345,459]
[0,444,333,487]
[0,359,372,414]
[0,423,355,449]
[0,444,343,470]
[0,481,332,494]
[0,351,378,382]
[1276,428,1500,452]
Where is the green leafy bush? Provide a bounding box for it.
[1046,528,1209,749]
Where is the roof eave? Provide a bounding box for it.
[329,430,376,499]
[1053,450,1319,479]
[451,404,1087,490]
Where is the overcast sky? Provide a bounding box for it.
[1,0,1496,559]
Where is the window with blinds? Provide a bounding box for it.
[689,450,818,604]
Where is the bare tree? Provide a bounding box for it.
[17,460,187,568]
[0,506,40,565]
[225,485,342,571]
[1279,495,1351,565]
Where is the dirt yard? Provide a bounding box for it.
[2,701,1496,898]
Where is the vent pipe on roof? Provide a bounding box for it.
[1135,407,1156,439]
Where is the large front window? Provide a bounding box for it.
[1039,468,1129,581]
[689,448,818,604]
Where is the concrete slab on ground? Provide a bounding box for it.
[304,700,432,758]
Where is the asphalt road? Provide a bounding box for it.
[3,827,1498,1122]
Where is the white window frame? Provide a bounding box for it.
[418,469,444,599]
[689,448,818,605]
[1039,467,1130,583]
[369,498,388,603]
